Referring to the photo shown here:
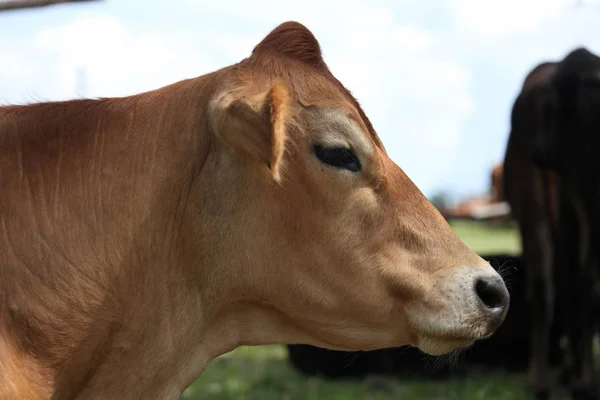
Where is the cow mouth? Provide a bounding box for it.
[406,306,498,356]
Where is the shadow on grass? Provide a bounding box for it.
[180,345,565,400]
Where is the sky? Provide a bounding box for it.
[1,0,600,201]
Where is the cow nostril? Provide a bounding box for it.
[475,278,507,310]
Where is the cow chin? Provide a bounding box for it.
[416,335,477,356]
[408,313,494,356]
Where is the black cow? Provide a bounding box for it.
[530,47,600,400]
[504,60,565,400]
[505,47,600,400]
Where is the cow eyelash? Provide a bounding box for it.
[312,144,362,173]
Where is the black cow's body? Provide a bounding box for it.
[532,47,600,400]
[506,47,600,400]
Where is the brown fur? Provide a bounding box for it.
[0,21,508,399]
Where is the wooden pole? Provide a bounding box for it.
[0,0,101,12]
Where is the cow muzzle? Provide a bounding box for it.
[405,263,510,356]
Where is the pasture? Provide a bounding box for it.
[180,219,574,400]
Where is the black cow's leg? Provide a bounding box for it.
[558,335,574,386]
[567,197,599,400]
[529,276,554,400]
[524,222,555,400]
[568,310,597,400]
[554,227,576,391]
[569,258,598,400]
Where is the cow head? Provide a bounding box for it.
[198,21,509,357]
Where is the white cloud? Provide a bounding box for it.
[449,0,599,40]
[29,16,225,101]
[391,26,434,51]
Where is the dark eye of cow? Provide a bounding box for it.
[313,144,361,172]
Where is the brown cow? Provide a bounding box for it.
[0,21,509,399]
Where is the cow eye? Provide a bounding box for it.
[313,144,361,172]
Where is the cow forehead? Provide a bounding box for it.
[303,107,375,155]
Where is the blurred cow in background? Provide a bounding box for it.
[491,163,505,204]
[529,47,600,400]
[505,47,600,400]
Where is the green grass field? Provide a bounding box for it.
[448,219,521,256]
[181,220,570,400]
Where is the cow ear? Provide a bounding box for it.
[212,80,290,184]
[252,21,325,69]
